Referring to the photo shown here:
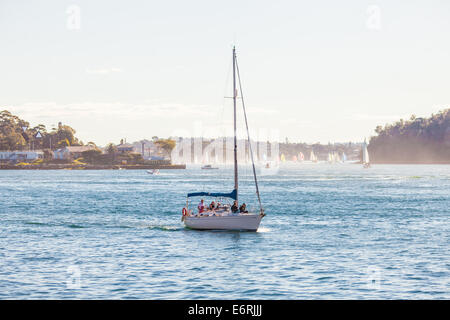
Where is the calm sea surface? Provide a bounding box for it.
[0,164,449,299]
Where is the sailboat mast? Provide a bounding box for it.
[233,46,238,203]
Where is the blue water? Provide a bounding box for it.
[0,164,449,299]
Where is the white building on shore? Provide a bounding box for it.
[0,150,44,162]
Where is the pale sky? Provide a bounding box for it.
[1,0,449,146]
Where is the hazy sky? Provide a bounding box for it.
[1,0,449,145]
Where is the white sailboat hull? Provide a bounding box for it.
[183,214,263,231]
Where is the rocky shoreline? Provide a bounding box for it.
[0,164,186,170]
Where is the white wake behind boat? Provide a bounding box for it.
[181,47,265,231]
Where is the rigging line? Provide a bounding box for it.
[235,57,264,215]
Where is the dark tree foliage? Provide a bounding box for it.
[368,109,450,163]
[0,110,82,150]
[155,139,176,159]
[0,110,28,150]
[80,149,103,164]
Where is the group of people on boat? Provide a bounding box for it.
[231,201,248,213]
[197,199,223,213]
[197,199,248,215]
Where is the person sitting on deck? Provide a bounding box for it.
[209,201,216,211]
[239,203,248,213]
[198,199,205,213]
[231,200,238,213]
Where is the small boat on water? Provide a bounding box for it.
[147,169,160,175]
[328,151,341,164]
[259,160,279,176]
[310,150,318,163]
[362,138,371,168]
[181,47,265,231]
[201,164,219,170]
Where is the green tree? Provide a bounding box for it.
[0,110,85,151]
[0,110,29,150]
[155,139,176,159]
[105,143,118,164]
[43,148,53,161]
[81,149,102,164]
[87,141,97,148]
[369,108,450,163]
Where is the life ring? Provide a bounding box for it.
[182,208,188,216]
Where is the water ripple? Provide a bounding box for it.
[0,164,449,299]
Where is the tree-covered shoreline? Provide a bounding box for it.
[3,108,449,164]
[368,109,450,163]
[0,110,81,151]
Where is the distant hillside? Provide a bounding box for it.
[368,109,450,163]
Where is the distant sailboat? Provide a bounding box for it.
[362,138,370,168]
[327,152,332,163]
[335,152,341,163]
[342,152,347,162]
[259,153,277,174]
[327,151,343,164]
[201,151,218,169]
[310,150,318,163]
[280,153,286,162]
[298,152,305,162]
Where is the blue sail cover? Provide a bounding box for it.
[187,189,237,200]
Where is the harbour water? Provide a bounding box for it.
[0,164,449,299]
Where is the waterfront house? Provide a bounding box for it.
[117,143,134,153]
[53,146,96,160]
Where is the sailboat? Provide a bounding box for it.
[335,152,341,163]
[362,138,370,168]
[181,47,265,231]
[201,151,218,169]
[327,152,333,163]
[310,150,318,163]
[259,153,276,174]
